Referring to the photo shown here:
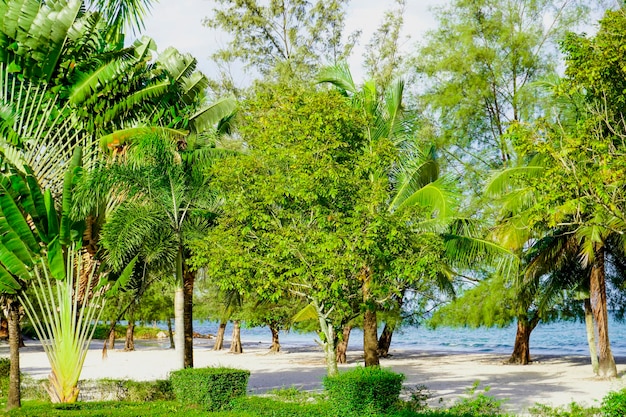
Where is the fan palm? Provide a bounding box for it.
[0,62,100,407]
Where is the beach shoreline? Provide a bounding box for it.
[3,338,625,415]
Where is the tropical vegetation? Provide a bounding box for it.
[1,0,626,415]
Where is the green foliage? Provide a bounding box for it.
[204,0,356,85]
[0,357,10,377]
[83,379,174,402]
[229,396,333,417]
[323,366,405,416]
[19,248,106,403]
[446,381,505,416]
[4,400,219,417]
[529,402,599,417]
[601,389,626,417]
[402,384,433,413]
[91,324,164,340]
[429,276,516,329]
[170,367,250,410]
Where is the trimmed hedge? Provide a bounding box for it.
[170,367,250,410]
[323,366,405,416]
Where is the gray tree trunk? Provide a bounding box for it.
[584,298,599,375]
[174,287,185,368]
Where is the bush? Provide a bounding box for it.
[0,357,10,377]
[601,389,626,417]
[446,381,505,416]
[169,367,249,410]
[323,366,405,416]
[529,402,599,417]
[230,396,334,417]
[79,379,173,402]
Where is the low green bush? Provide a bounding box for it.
[601,389,626,417]
[230,396,333,417]
[0,357,10,377]
[80,379,173,402]
[0,357,9,399]
[446,381,506,416]
[170,367,249,410]
[323,366,405,416]
[528,402,599,417]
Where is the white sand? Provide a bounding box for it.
[4,338,626,415]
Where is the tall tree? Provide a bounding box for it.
[203,0,357,89]
[414,0,595,191]
[191,84,367,376]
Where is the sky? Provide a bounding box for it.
[136,0,449,85]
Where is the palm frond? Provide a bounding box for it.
[391,176,457,218]
[316,62,357,94]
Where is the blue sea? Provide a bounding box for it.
[176,318,626,357]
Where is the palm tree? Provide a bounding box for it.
[77,129,231,368]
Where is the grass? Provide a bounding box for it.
[1,398,509,417]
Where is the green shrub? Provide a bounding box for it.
[230,396,334,417]
[170,366,250,410]
[0,357,9,399]
[0,357,10,377]
[323,366,405,416]
[91,324,163,340]
[446,381,505,416]
[601,389,626,417]
[82,379,174,402]
[529,402,599,417]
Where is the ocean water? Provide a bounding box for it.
[181,318,626,357]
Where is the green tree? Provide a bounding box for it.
[203,0,357,90]
[318,64,513,366]
[363,0,407,93]
[191,84,367,376]
[76,131,223,369]
[414,0,594,191]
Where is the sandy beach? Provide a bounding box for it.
[4,338,626,415]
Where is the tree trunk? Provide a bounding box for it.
[174,286,185,369]
[269,325,280,353]
[584,298,599,375]
[377,322,394,358]
[167,317,175,349]
[124,320,135,351]
[314,300,338,376]
[183,268,195,368]
[336,325,352,364]
[229,320,243,354]
[214,320,226,351]
[363,309,380,366]
[508,316,538,365]
[107,320,116,350]
[361,266,379,367]
[590,245,617,378]
[6,300,21,410]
